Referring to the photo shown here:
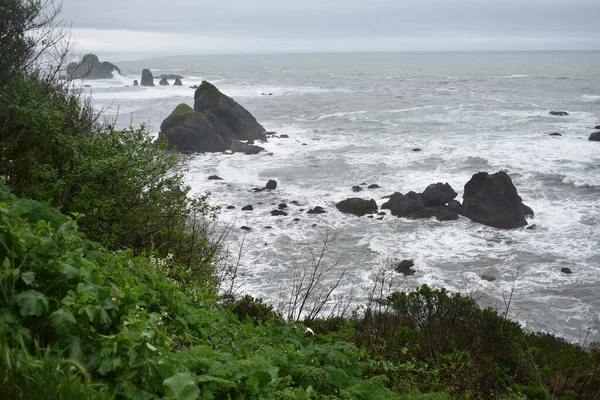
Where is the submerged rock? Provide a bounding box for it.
[307,206,326,214]
[67,54,121,79]
[335,198,378,216]
[549,132,562,137]
[208,175,223,180]
[549,110,569,116]
[589,131,600,141]
[160,81,267,153]
[460,171,528,229]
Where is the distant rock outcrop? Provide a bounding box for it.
[141,69,154,86]
[174,78,183,86]
[67,54,121,79]
[461,171,527,229]
[133,80,139,86]
[160,81,267,153]
[549,110,569,116]
[159,77,169,86]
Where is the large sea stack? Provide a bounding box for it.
[67,54,121,79]
[160,81,267,153]
[141,69,154,86]
[461,171,528,229]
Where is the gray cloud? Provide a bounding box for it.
[59,0,600,52]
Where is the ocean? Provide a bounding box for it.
[82,51,600,342]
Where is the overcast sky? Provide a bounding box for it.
[59,0,600,54]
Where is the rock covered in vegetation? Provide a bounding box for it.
[589,131,600,141]
[160,81,267,153]
[461,171,528,229]
[141,69,154,86]
[335,198,378,216]
[67,54,121,79]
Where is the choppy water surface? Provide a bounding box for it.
[85,52,600,342]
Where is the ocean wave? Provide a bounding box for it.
[502,74,529,79]
[384,105,436,113]
[318,110,367,120]
[581,94,600,103]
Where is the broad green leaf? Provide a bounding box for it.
[15,290,48,316]
[60,263,79,279]
[21,271,35,285]
[163,372,200,400]
[50,308,77,334]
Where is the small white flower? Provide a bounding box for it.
[305,327,315,336]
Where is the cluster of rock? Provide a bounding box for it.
[138,69,184,87]
[67,54,121,79]
[547,111,599,141]
[335,171,533,229]
[160,81,267,153]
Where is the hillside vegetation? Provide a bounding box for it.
[1,1,599,398]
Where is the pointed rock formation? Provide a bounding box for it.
[160,81,267,153]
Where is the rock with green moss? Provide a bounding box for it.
[67,54,121,79]
[161,81,267,153]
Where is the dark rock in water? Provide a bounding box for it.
[522,203,534,218]
[368,184,381,189]
[394,259,415,276]
[448,199,462,213]
[461,171,527,229]
[589,131,600,141]
[84,84,92,87]
[436,208,460,221]
[231,140,264,155]
[549,132,562,137]
[159,77,169,86]
[279,134,289,138]
[141,69,154,86]
[367,215,374,219]
[174,78,183,86]
[377,211,386,216]
[242,205,254,211]
[290,200,300,206]
[422,182,458,206]
[549,110,569,116]
[264,226,272,229]
[208,175,223,180]
[526,224,536,230]
[411,148,422,152]
[388,191,425,218]
[226,205,235,209]
[336,198,378,216]
[278,203,287,209]
[595,125,600,130]
[67,54,121,79]
[381,192,403,209]
[307,206,326,214]
[251,187,265,193]
[352,186,363,192]
[133,80,139,86]
[190,85,199,89]
[266,179,277,190]
[480,275,496,282]
[241,226,251,231]
[293,218,300,222]
[160,81,267,153]
[561,268,573,274]
[406,207,438,220]
[271,209,288,216]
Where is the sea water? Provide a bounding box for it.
[82,52,600,342]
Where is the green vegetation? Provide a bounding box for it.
[163,103,195,127]
[1,1,600,398]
